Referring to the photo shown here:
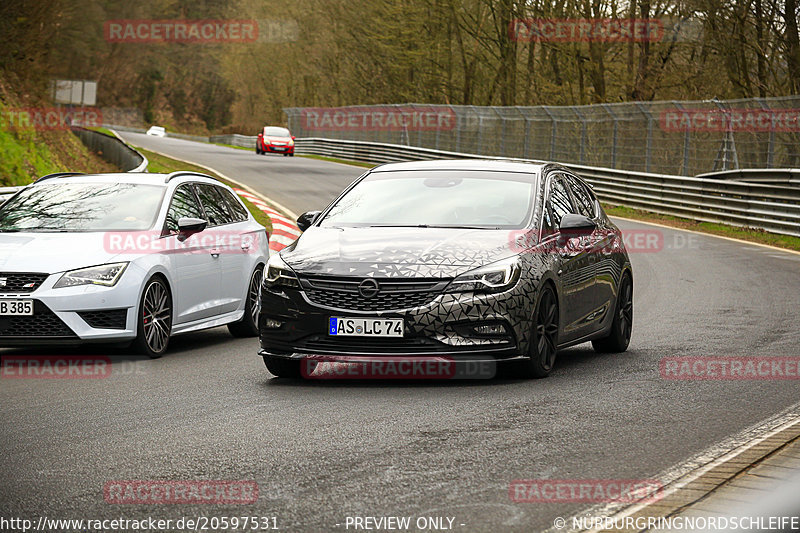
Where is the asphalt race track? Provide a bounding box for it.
[1,134,799,532]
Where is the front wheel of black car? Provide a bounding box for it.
[592,273,633,353]
[263,356,303,378]
[517,285,559,379]
[228,265,263,337]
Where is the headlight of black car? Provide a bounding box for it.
[264,253,300,289]
[445,256,521,293]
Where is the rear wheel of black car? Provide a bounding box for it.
[592,273,633,353]
[263,356,303,378]
[228,265,263,337]
[517,285,559,378]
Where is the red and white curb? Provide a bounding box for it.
[233,188,301,252]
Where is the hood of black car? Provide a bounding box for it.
[281,226,519,278]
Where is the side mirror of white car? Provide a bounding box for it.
[177,217,208,241]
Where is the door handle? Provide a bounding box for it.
[241,243,251,251]
[210,248,220,258]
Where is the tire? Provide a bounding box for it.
[263,356,303,378]
[228,265,263,338]
[133,276,172,358]
[283,153,288,156]
[516,284,559,378]
[289,153,294,157]
[592,273,633,353]
[255,145,261,154]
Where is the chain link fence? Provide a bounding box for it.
[285,96,800,176]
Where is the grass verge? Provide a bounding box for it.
[136,147,273,233]
[298,154,374,168]
[604,204,800,252]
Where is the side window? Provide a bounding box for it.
[565,175,596,218]
[217,187,248,222]
[165,185,204,233]
[547,176,576,228]
[195,184,234,226]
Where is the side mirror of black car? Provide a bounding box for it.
[177,217,208,241]
[297,210,321,232]
[558,214,595,244]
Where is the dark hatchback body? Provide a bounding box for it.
[259,160,633,379]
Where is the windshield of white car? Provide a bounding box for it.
[0,182,166,232]
[319,170,537,229]
[263,127,290,137]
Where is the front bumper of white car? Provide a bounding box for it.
[0,268,147,345]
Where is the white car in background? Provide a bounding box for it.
[0,172,269,357]
[146,126,166,137]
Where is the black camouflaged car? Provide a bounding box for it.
[258,159,633,379]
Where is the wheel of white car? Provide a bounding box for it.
[134,276,173,358]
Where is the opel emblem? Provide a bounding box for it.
[358,278,380,298]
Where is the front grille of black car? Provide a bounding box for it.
[0,300,76,337]
[78,309,128,330]
[298,276,448,312]
[0,273,49,293]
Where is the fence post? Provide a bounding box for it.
[602,104,619,169]
[635,102,654,173]
[756,98,775,168]
[542,106,556,160]
[573,107,587,164]
[523,114,531,159]
[672,101,691,176]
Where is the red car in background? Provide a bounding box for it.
[256,126,295,156]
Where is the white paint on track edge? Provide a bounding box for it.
[544,402,800,533]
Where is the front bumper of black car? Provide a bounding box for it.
[258,277,534,361]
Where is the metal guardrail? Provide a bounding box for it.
[71,127,148,172]
[294,138,800,238]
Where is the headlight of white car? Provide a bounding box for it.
[53,262,129,289]
[445,256,521,293]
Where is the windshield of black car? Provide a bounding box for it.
[319,170,537,229]
[0,182,166,232]
[263,127,290,137]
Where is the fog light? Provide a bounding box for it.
[263,318,283,329]
[473,324,506,335]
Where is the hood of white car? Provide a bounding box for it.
[0,232,123,273]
